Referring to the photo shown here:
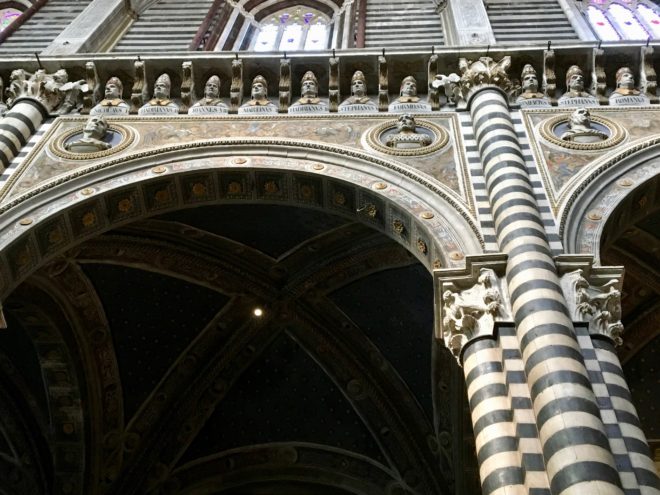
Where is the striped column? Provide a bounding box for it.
[469,88,623,495]
[462,338,524,495]
[0,98,49,171]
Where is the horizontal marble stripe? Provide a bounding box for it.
[530,370,593,401]
[499,227,549,252]
[475,119,517,141]
[507,242,554,262]
[0,134,19,157]
[616,411,643,429]
[473,409,514,437]
[0,124,28,147]
[490,182,536,207]
[510,279,563,303]
[4,111,37,134]
[466,361,504,388]
[608,384,633,401]
[11,98,50,121]
[625,437,654,456]
[540,412,608,449]
[634,467,660,487]
[0,151,10,169]
[493,197,539,220]
[478,436,519,465]
[472,396,512,425]
[537,396,601,429]
[496,211,546,234]
[544,427,612,462]
[482,147,526,171]
[468,372,507,400]
[470,383,509,410]
[526,345,585,376]
[512,288,568,316]
[481,466,524,495]
[551,461,621,494]
[463,338,498,362]
[516,298,571,324]
[519,322,576,352]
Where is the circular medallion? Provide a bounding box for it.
[540,112,625,151]
[51,123,135,160]
[366,118,449,156]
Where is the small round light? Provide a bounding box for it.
[253,308,264,317]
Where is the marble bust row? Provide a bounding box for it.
[86,63,650,118]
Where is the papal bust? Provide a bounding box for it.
[189,75,228,114]
[90,77,129,115]
[138,73,179,115]
[239,75,278,114]
[289,71,328,113]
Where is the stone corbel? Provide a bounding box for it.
[230,58,243,113]
[378,55,388,111]
[427,54,440,110]
[591,47,607,105]
[434,254,512,363]
[543,49,556,103]
[180,61,194,113]
[458,56,513,104]
[0,77,6,116]
[640,46,658,104]
[131,60,148,113]
[329,56,339,112]
[279,58,291,113]
[557,255,625,346]
[83,61,101,114]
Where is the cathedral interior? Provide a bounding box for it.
[0,1,658,494]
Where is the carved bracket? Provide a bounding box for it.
[180,61,195,113]
[130,60,148,113]
[84,61,100,114]
[434,254,512,364]
[427,54,440,110]
[378,55,388,112]
[640,46,658,104]
[6,67,84,114]
[557,255,625,346]
[329,56,340,112]
[279,58,291,113]
[230,58,243,113]
[543,49,556,102]
[591,48,607,105]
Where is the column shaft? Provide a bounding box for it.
[469,88,623,495]
[0,99,48,171]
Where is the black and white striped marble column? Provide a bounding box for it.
[0,98,49,171]
[469,88,623,495]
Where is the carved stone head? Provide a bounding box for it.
[569,107,591,129]
[105,77,123,99]
[521,64,539,93]
[400,76,417,97]
[154,73,171,99]
[251,75,268,100]
[301,71,319,98]
[83,115,108,140]
[566,65,585,93]
[396,113,416,132]
[616,67,635,90]
[204,75,221,99]
[351,70,367,97]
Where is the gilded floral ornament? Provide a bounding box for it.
[458,56,513,101]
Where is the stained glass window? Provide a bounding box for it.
[587,5,621,40]
[251,7,329,52]
[0,8,21,32]
[586,1,660,41]
[637,4,660,38]
[609,3,649,39]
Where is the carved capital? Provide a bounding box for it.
[434,254,512,363]
[6,67,85,114]
[458,56,512,103]
[557,255,625,346]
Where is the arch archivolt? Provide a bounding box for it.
[559,136,660,260]
[0,141,483,304]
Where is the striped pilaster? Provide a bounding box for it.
[0,99,49,172]
[462,338,525,495]
[469,88,623,495]
[586,335,660,494]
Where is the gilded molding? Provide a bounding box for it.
[365,118,449,156]
[49,123,136,160]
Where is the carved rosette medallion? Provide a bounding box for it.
[365,119,449,156]
[540,113,626,151]
[51,123,135,160]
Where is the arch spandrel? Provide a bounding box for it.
[0,146,484,303]
[559,135,660,259]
